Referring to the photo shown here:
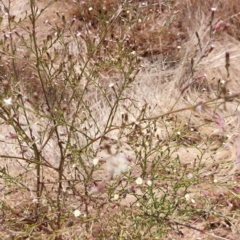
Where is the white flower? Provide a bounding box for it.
[73,209,81,217]
[106,152,129,178]
[32,198,38,203]
[187,173,193,179]
[92,158,99,166]
[185,193,195,204]
[195,104,203,111]
[147,180,152,186]
[72,164,77,168]
[42,199,47,205]
[126,165,132,172]
[3,97,12,106]
[185,194,191,202]
[113,194,119,200]
[62,186,67,192]
[136,177,143,185]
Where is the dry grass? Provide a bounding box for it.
[0,0,240,239]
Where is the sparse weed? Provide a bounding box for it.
[0,0,239,239]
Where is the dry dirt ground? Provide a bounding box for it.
[0,0,240,239]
